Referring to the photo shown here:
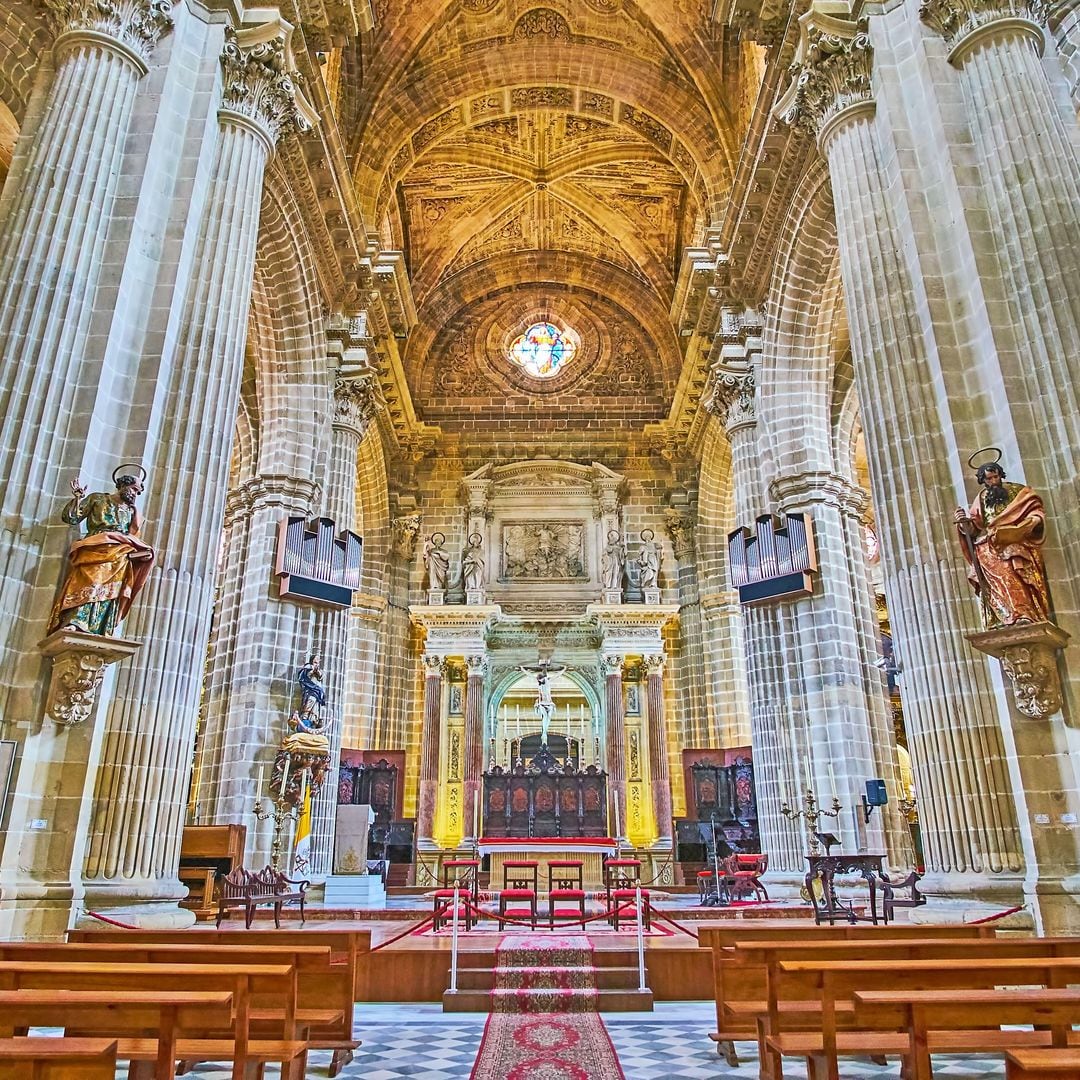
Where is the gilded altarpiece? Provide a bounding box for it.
[624,666,655,846]
[435,663,466,847]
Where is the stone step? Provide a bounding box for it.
[457,965,643,991]
[442,987,654,1013]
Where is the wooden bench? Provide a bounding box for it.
[0,960,306,1080]
[215,867,308,928]
[698,924,996,1065]
[1006,1048,1080,1078]
[66,928,370,1074]
[0,1037,118,1079]
[853,989,1080,1080]
[766,956,1080,1080]
[0,988,233,1080]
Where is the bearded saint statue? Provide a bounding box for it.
[954,460,1050,628]
[49,469,155,636]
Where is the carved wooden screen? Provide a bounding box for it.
[483,764,608,838]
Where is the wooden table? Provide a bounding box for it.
[805,854,885,924]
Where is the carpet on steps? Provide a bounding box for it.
[492,933,598,1014]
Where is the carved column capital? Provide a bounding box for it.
[391,512,422,559]
[44,0,173,69]
[776,11,875,151]
[466,654,488,678]
[643,654,666,677]
[422,653,445,676]
[664,508,697,560]
[219,22,318,150]
[333,372,383,440]
[920,0,1047,62]
[602,653,625,677]
[707,367,756,433]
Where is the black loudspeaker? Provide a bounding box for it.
[865,779,888,807]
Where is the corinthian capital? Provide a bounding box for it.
[775,6,874,147]
[707,367,756,433]
[220,21,318,147]
[333,372,383,439]
[920,0,1047,60]
[44,0,173,67]
[664,508,697,560]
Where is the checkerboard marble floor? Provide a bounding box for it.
[99,1001,1005,1079]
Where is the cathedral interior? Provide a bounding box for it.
[0,0,1078,1073]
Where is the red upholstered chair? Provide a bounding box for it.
[499,860,539,929]
[433,858,479,931]
[729,853,769,902]
[604,858,650,931]
[547,860,586,929]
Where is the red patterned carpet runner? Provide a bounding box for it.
[471,934,625,1078]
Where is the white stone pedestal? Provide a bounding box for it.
[427,590,445,606]
[642,588,661,605]
[465,590,485,606]
[323,874,387,908]
[602,589,623,605]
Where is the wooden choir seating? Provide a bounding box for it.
[699,922,1080,1080]
[179,824,247,922]
[216,867,310,928]
[0,1037,119,1079]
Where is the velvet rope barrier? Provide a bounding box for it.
[644,902,700,940]
[457,897,641,930]
[369,903,452,951]
[969,904,1025,925]
[84,910,141,930]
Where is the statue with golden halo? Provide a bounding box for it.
[954,449,1050,629]
[271,652,332,803]
[50,465,155,636]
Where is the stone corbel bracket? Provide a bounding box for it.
[967,621,1071,719]
[37,630,142,726]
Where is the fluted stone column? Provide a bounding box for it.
[0,0,172,941]
[80,23,316,922]
[462,655,487,844]
[778,16,1023,901]
[644,656,673,845]
[309,368,381,877]
[417,654,445,847]
[603,653,628,842]
[922,0,1080,609]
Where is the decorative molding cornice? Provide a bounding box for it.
[45,0,173,67]
[920,0,1047,61]
[224,473,321,523]
[220,21,318,147]
[775,6,875,148]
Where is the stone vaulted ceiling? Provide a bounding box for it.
[346,0,740,430]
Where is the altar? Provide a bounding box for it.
[479,837,617,891]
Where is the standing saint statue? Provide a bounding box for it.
[954,456,1050,628]
[637,528,662,590]
[423,531,450,591]
[278,651,332,798]
[462,532,485,593]
[49,467,155,636]
[600,529,625,593]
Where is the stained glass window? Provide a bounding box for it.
[508,321,577,379]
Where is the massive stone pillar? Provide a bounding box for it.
[603,653,628,843]
[778,14,1023,902]
[462,655,487,844]
[309,364,381,877]
[416,653,445,847]
[0,0,172,940]
[80,22,316,923]
[644,655,673,845]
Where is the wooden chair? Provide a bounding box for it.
[216,869,258,929]
[728,852,769,901]
[547,860,586,929]
[877,868,925,923]
[432,858,479,931]
[270,870,309,924]
[498,860,538,929]
[604,858,650,931]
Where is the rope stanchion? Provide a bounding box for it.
[369,903,450,952]
[456,897,640,930]
[644,901,700,940]
[84,911,141,930]
[969,904,1025,925]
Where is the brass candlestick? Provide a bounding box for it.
[253,793,301,873]
[780,788,842,856]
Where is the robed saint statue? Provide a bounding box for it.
[50,467,155,636]
[954,456,1050,629]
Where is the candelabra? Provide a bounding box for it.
[253,792,301,873]
[780,788,842,856]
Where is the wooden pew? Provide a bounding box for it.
[0,989,232,1080]
[853,989,1080,1080]
[767,956,1080,1080]
[0,940,356,1074]
[1006,1048,1080,1078]
[698,923,995,1064]
[0,1037,118,1080]
[0,960,305,1080]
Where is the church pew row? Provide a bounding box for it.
[697,923,997,1064]
[764,956,1080,1080]
[0,960,306,1080]
[0,989,233,1080]
[0,1037,118,1079]
[1006,1048,1080,1078]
